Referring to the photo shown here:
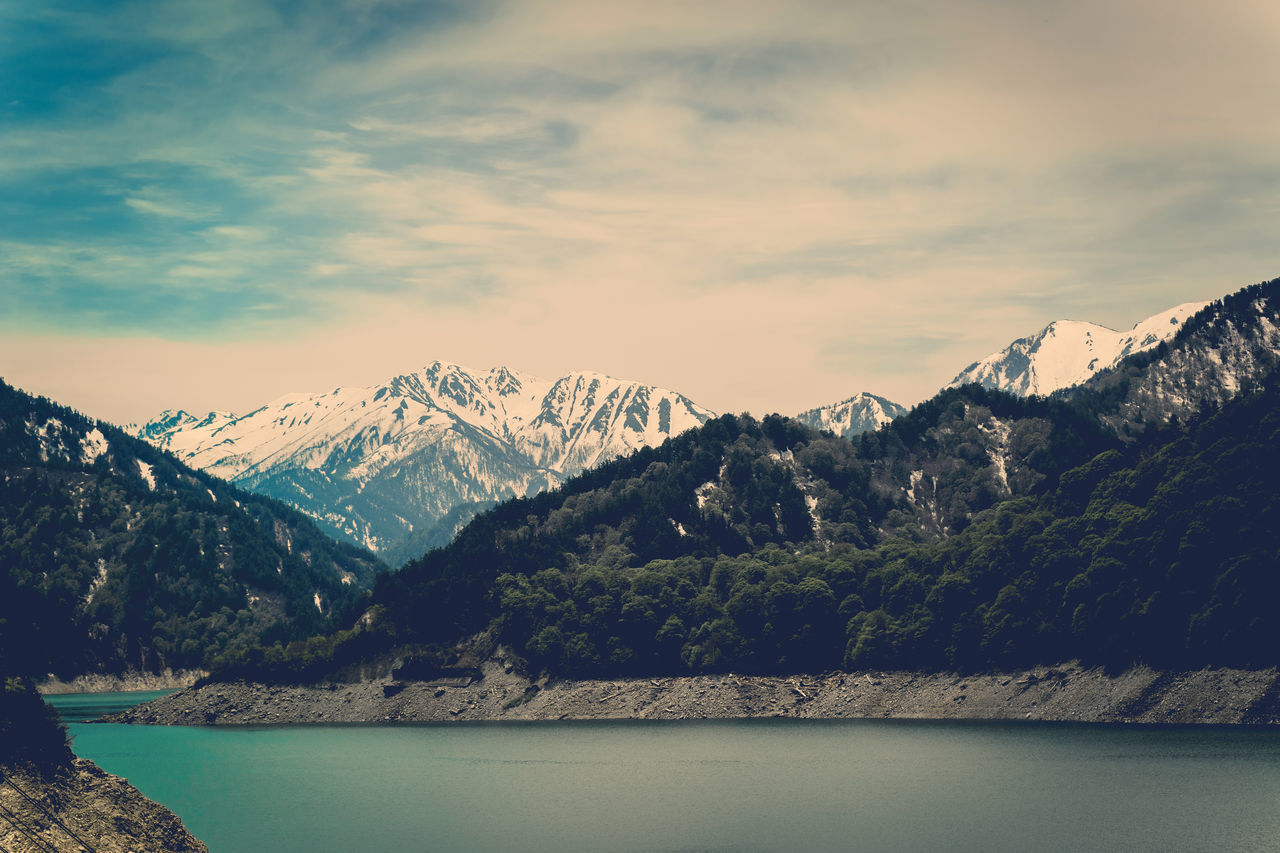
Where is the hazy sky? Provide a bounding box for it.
[3,0,1278,425]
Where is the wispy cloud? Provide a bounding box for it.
[2,0,1278,424]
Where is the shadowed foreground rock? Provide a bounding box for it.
[0,759,206,853]
[108,654,1280,728]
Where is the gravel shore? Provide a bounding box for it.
[105,654,1280,727]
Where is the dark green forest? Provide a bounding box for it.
[9,277,1280,687]
[211,278,1280,683]
[0,380,384,680]
[217,375,1280,683]
[372,386,1115,645]
[0,679,69,771]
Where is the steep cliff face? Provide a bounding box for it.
[0,760,207,853]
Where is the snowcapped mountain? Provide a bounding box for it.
[949,301,1211,396]
[135,362,714,561]
[794,392,907,439]
[1069,280,1280,434]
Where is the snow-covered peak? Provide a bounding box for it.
[795,392,907,439]
[134,409,236,451]
[132,361,715,556]
[948,301,1210,397]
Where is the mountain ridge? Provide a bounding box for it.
[949,300,1210,397]
[203,276,1280,685]
[0,378,383,680]
[133,361,714,560]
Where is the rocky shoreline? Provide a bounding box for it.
[106,656,1280,727]
[37,669,205,696]
[0,759,206,852]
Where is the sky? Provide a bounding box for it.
[2,0,1278,426]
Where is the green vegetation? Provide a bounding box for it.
[55,278,1280,685]
[0,679,70,771]
[367,386,1115,650]
[0,380,384,680]
[214,370,1280,683]
[484,380,1280,675]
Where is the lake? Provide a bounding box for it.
[50,692,1280,852]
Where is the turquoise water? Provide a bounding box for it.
[50,693,1280,852]
[46,689,177,723]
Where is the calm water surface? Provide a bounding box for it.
[50,692,1280,852]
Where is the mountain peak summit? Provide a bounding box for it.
[135,360,714,561]
[948,300,1210,397]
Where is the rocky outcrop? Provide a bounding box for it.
[0,759,206,852]
[106,659,1280,728]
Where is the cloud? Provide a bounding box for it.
[2,0,1278,421]
[124,190,218,220]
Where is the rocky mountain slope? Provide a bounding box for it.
[1,678,206,851]
[0,379,382,680]
[794,392,907,439]
[1067,278,1280,434]
[135,362,713,562]
[949,300,1209,396]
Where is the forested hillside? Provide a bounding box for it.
[211,385,1121,680]
[208,277,1280,683]
[0,380,384,680]
[224,375,1280,682]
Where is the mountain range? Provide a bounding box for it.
[785,299,1209,442]
[134,363,712,563]
[132,296,1224,564]
[215,276,1280,684]
[5,275,1279,687]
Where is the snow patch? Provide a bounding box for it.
[978,420,1012,495]
[907,470,923,504]
[804,494,821,537]
[795,392,907,439]
[136,460,156,490]
[80,428,109,465]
